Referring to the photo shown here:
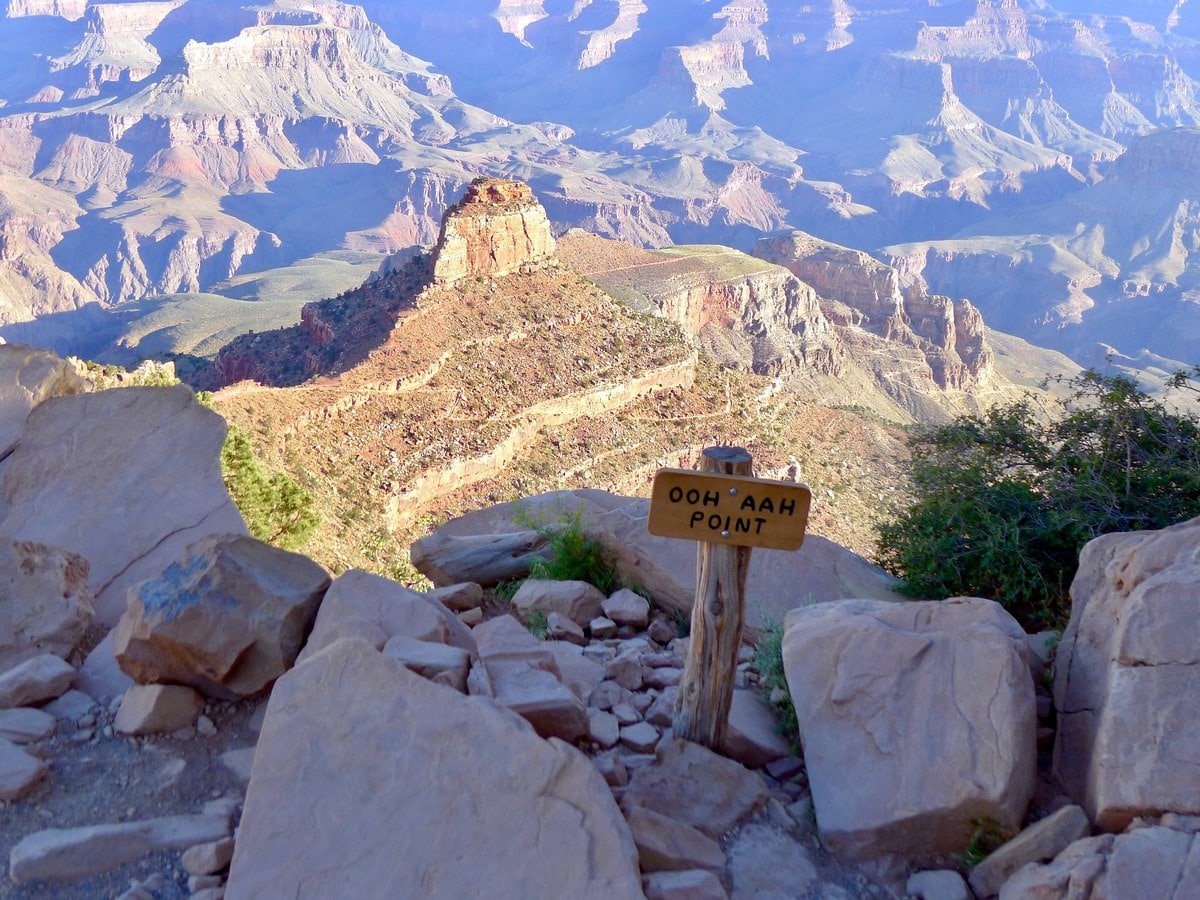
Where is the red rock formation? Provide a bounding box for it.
[431,178,557,285]
[755,231,994,390]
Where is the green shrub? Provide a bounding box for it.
[220,423,319,551]
[518,506,620,595]
[878,369,1200,629]
[524,610,551,640]
[750,612,800,753]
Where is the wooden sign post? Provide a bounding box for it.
[648,446,811,752]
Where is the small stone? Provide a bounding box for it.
[42,689,97,721]
[620,722,660,754]
[0,654,75,708]
[593,751,628,788]
[511,579,604,628]
[457,608,483,626]
[170,726,196,741]
[588,680,626,712]
[581,644,615,665]
[9,813,231,884]
[1036,693,1053,720]
[70,728,93,742]
[787,797,814,828]
[632,691,656,714]
[0,707,56,744]
[764,756,805,782]
[115,685,204,736]
[645,688,677,727]
[612,703,640,726]
[546,612,587,646]
[603,589,650,628]
[383,636,471,692]
[906,869,971,900]
[589,617,618,639]
[624,804,725,873]
[643,667,681,690]
[0,737,48,800]
[641,652,676,669]
[725,689,791,768]
[648,619,678,646]
[196,715,217,737]
[968,804,1092,899]
[429,582,484,613]
[667,637,690,658]
[182,836,235,875]
[642,868,727,900]
[589,710,620,749]
[605,652,643,691]
[118,873,168,900]
[189,874,223,891]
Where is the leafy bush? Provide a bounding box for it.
[519,506,620,595]
[878,369,1200,629]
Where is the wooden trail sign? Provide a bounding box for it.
[648,469,811,550]
[653,446,811,752]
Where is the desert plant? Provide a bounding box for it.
[221,424,320,551]
[518,505,620,595]
[750,611,801,753]
[524,610,551,640]
[962,817,1013,867]
[878,369,1200,629]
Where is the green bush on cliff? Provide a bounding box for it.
[196,391,319,551]
[220,424,319,551]
[878,369,1200,629]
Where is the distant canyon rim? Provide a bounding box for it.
[0,0,1195,380]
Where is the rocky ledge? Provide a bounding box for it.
[431,176,558,286]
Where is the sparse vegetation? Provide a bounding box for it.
[519,505,620,595]
[878,369,1200,629]
[962,817,1013,868]
[750,610,801,753]
[197,390,320,552]
[524,610,551,640]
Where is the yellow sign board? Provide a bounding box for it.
[648,468,812,551]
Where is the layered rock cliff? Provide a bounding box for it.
[431,178,557,286]
[755,231,995,391]
[557,231,842,379]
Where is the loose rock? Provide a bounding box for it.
[0,653,75,708]
[113,534,330,699]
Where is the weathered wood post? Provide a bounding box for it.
[647,446,811,754]
[673,446,755,748]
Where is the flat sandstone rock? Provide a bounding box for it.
[226,639,641,899]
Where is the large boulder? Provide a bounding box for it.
[0,385,248,626]
[113,535,330,699]
[783,597,1037,865]
[0,344,88,459]
[0,540,93,671]
[1053,516,1200,831]
[226,638,641,899]
[411,490,906,634]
